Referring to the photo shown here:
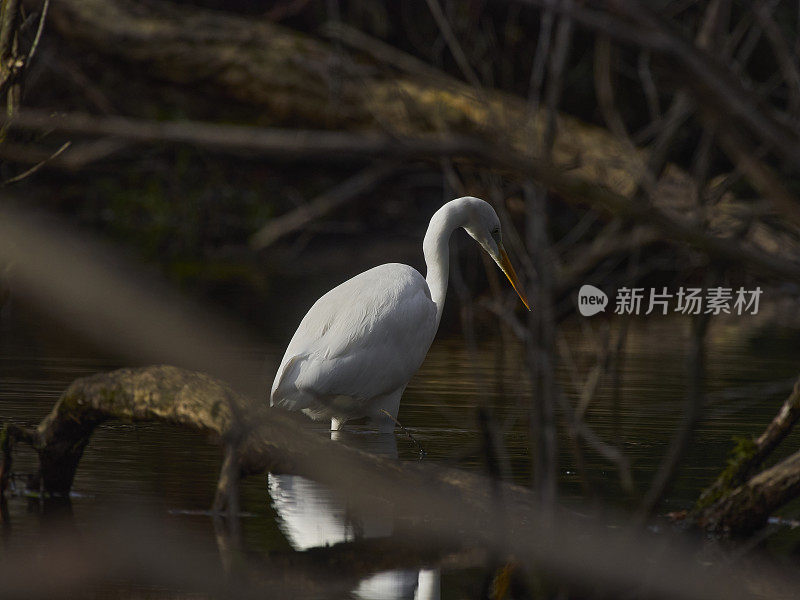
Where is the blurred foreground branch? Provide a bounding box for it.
[0,514,473,600]
[2,202,800,598]
[2,360,800,588]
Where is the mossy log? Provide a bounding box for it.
[696,451,800,536]
[693,379,800,512]
[1,366,242,499]
[0,365,535,521]
[691,378,800,535]
[0,365,490,592]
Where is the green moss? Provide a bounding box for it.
[694,436,759,511]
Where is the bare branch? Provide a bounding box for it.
[481,298,633,493]
[24,0,49,65]
[714,124,800,228]
[522,0,800,171]
[249,162,398,250]
[1,108,486,157]
[423,0,482,90]
[752,0,800,114]
[637,51,661,121]
[5,109,800,284]
[2,139,69,185]
[0,0,19,62]
[321,21,457,86]
[527,5,554,111]
[556,388,634,494]
[638,311,711,519]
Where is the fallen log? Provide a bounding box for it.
[0,364,494,596]
[0,364,782,598]
[0,369,796,595]
[0,364,534,519]
[690,378,800,535]
[1,366,240,499]
[693,379,800,511]
[696,450,800,536]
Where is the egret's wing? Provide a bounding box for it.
[271,264,436,410]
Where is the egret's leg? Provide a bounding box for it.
[331,417,346,431]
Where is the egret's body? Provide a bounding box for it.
[270,196,528,432]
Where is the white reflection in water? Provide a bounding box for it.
[268,430,440,600]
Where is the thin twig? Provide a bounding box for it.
[0,138,126,169]
[542,6,572,153]
[321,21,457,87]
[637,51,660,121]
[379,409,426,459]
[593,33,657,194]
[249,162,398,250]
[556,388,634,494]
[527,6,554,113]
[2,140,70,185]
[0,0,20,62]
[714,123,800,228]
[522,0,800,169]
[1,109,487,157]
[24,0,49,65]
[423,0,482,90]
[638,310,711,519]
[752,0,800,114]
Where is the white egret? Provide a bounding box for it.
[270,196,530,432]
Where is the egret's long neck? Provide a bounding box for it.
[423,203,463,327]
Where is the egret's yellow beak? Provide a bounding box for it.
[497,245,531,311]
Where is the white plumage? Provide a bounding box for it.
[271,264,436,428]
[270,196,529,432]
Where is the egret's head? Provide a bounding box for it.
[461,197,531,311]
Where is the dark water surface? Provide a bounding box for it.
[2,301,799,597]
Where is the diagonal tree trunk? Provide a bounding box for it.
[38,0,641,196]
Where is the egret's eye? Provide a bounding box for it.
[490,228,501,243]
